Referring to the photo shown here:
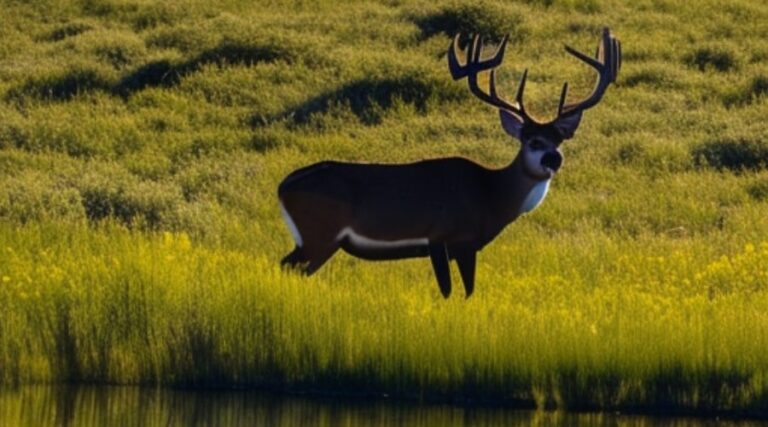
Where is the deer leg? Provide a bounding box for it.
[298,226,343,276]
[428,242,452,298]
[453,249,476,298]
[302,242,339,276]
[281,245,307,270]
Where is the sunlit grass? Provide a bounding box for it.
[1,222,767,414]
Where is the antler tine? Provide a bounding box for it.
[565,43,603,71]
[559,27,621,117]
[448,33,527,117]
[611,38,621,82]
[450,28,618,125]
[471,34,483,63]
[448,34,468,80]
[488,68,524,114]
[557,82,568,116]
[448,33,505,80]
[484,34,509,69]
[515,69,528,107]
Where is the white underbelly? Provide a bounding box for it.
[520,179,550,215]
[336,227,428,250]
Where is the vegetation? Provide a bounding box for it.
[1,0,767,417]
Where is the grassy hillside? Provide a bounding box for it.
[1,0,768,416]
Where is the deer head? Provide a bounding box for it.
[448,27,621,179]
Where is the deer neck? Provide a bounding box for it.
[498,153,552,221]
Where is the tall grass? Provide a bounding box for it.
[1,222,768,415]
[0,0,768,417]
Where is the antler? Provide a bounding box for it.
[559,27,621,117]
[448,28,621,124]
[448,33,534,123]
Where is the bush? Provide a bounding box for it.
[685,45,740,72]
[9,65,115,101]
[749,74,768,98]
[692,138,768,172]
[273,68,464,127]
[116,34,321,97]
[114,58,181,96]
[0,172,85,223]
[78,168,184,229]
[410,1,527,42]
[723,73,768,106]
[45,21,94,41]
[746,178,768,201]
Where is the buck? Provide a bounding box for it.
[278,28,620,298]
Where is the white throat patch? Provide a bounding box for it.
[520,180,550,215]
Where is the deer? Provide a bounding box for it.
[277,28,620,298]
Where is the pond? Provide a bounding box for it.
[0,386,761,426]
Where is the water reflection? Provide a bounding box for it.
[0,386,761,427]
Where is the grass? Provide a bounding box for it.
[2,223,768,416]
[1,0,768,417]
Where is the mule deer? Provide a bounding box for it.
[278,28,620,298]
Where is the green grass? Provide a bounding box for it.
[1,0,768,417]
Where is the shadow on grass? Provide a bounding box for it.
[621,68,682,90]
[747,178,768,201]
[9,68,114,101]
[253,73,464,128]
[8,39,304,101]
[114,40,292,96]
[723,74,768,106]
[692,137,768,172]
[684,45,740,72]
[44,21,94,42]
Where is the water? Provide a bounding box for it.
[0,386,761,426]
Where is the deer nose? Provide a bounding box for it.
[541,151,562,172]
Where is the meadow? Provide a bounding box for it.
[1,0,768,417]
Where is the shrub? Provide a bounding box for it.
[275,68,464,127]
[747,178,768,201]
[9,65,114,101]
[45,21,94,41]
[724,73,768,106]
[692,138,768,172]
[0,172,85,223]
[410,1,527,42]
[114,58,181,96]
[78,168,183,229]
[115,35,320,97]
[685,45,740,72]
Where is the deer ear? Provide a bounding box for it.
[553,112,583,140]
[499,109,525,141]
